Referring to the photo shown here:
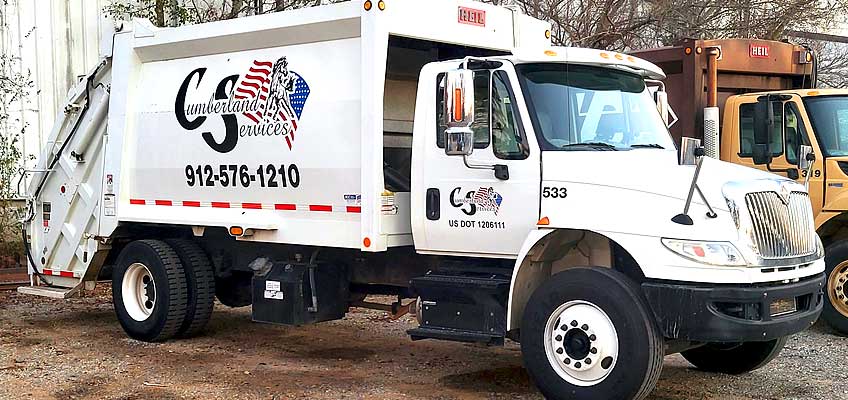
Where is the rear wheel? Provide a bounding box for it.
[681,337,787,374]
[823,241,848,335]
[112,240,187,342]
[520,267,664,400]
[166,239,216,337]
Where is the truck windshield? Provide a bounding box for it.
[804,96,848,157]
[515,63,675,151]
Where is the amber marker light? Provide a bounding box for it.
[537,217,550,226]
[377,0,385,10]
[453,88,464,121]
[229,226,244,236]
[363,237,372,248]
[364,0,372,11]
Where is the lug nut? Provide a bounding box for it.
[564,358,571,364]
[574,362,582,368]
[571,320,578,327]
[556,348,563,354]
[584,358,592,365]
[589,334,597,341]
[581,324,589,331]
[555,335,562,341]
[590,347,597,354]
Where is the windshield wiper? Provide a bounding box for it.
[630,143,665,149]
[561,142,618,151]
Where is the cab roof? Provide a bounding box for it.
[735,88,848,98]
[510,46,666,80]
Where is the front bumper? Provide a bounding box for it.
[641,273,824,342]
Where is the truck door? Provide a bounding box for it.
[418,67,541,257]
[729,97,825,214]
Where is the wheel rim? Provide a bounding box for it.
[828,260,848,318]
[544,300,619,387]
[122,263,156,322]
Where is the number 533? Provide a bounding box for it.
[542,186,568,198]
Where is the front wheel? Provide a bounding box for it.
[680,337,787,374]
[520,267,664,400]
[823,241,848,335]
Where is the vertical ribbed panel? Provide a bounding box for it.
[744,191,816,259]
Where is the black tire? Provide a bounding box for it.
[215,270,254,308]
[823,241,848,335]
[112,240,188,342]
[166,239,216,337]
[680,337,787,374]
[520,267,664,400]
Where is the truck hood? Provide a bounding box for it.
[541,149,787,212]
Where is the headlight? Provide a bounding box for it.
[661,238,746,266]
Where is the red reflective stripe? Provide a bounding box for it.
[154,200,172,206]
[211,202,230,208]
[242,203,262,209]
[275,203,296,210]
[59,271,74,278]
[130,199,145,205]
[346,206,361,213]
[43,269,53,275]
[309,205,332,212]
[182,201,201,207]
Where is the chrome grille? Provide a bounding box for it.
[744,191,817,259]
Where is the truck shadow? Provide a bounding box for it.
[439,366,536,395]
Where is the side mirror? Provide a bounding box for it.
[443,69,475,156]
[752,97,773,165]
[679,137,703,165]
[655,91,670,126]
[799,145,815,170]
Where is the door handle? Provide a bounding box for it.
[426,188,440,220]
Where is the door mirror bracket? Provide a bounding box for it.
[752,96,774,166]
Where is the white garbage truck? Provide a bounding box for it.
[19,1,826,399]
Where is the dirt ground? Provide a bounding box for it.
[1,286,846,400]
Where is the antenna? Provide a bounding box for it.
[672,146,718,225]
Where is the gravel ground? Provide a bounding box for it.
[0,286,846,400]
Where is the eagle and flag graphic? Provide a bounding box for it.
[472,187,504,215]
[233,57,311,150]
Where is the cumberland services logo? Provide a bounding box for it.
[174,56,311,153]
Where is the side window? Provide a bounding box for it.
[738,102,784,157]
[784,102,809,165]
[436,71,490,148]
[491,70,528,159]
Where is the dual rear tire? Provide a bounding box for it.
[112,239,216,342]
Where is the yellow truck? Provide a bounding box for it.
[635,39,848,334]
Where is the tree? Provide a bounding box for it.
[0,52,33,265]
[104,0,345,27]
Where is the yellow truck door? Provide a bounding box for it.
[723,96,825,215]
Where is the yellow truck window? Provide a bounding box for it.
[784,102,808,165]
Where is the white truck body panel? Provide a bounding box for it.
[27,0,552,282]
